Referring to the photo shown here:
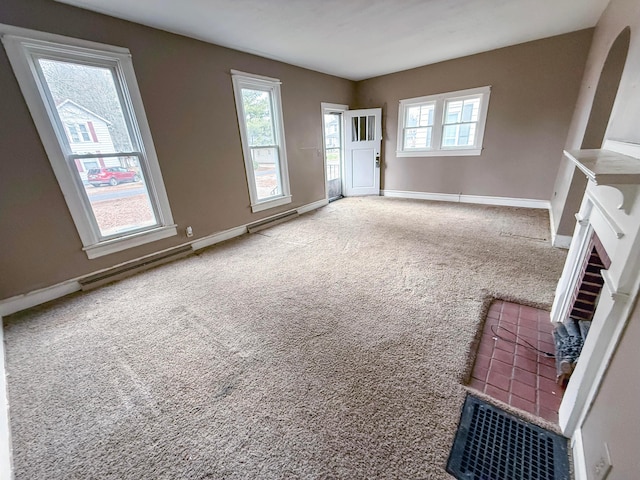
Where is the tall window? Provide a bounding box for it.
[397,86,491,157]
[1,25,176,258]
[232,71,291,212]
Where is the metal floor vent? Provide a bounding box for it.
[447,395,569,480]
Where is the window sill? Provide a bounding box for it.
[251,195,292,213]
[83,224,178,259]
[397,148,483,157]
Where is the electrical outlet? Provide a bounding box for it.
[186,226,193,238]
[592,442,612,480]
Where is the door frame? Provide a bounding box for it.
[321,103,348,201]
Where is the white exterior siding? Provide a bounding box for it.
[57,101,117,181]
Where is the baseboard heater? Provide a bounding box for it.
[79,245,193,291]
[247,210,299,233]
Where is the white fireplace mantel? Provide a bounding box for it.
[553,140,640,468]
[564,141,640,214]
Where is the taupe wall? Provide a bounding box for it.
[0,0,354,299]
[581,296,640,479]
[551,0,640,236]
[354,30,592,199]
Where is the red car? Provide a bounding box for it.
[87,167,140,187]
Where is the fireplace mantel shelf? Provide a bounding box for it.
[564,149,640,185]
[564,147,640,214]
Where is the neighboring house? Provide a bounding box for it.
[56,99,119,181]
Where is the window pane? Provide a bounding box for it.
[323,113,342,185]
[406,106,421,127]
[241,89,275,147]
[406,104,434,128]
[38,59,134,153]
[442,125,458,146]
[442,124,477,147]
[461,98,480,122]
[324,114,341,148]
[352,117,359,141]
[445,100,463,124]
[444,97,480,125]
[251,147,281,200]
[359,116,366,141]
[79,155,159,237]
[78,124,91,141]
[404,126,431,149]
[421,105,434,126]
[67,124,80,142]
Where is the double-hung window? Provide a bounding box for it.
[231,70,291,212]
[397,86,491,157]
[1,25,176,258]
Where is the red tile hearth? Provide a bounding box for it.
[468,300,564,423]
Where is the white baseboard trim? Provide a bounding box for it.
[548,203,572,249]
[297,198,329,214]
[0,280,81,317]
[552,234,573,249]
[381,189,460,203]
[381,189,551,209]
[0,197,329,316]
[571,428,588,480]
[190,225,248,252]
[0,320,13,480]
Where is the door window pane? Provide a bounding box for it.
[351,115,376,142]
[367,115,375,141]
[324,113,342,185]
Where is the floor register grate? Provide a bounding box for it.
[447,395,570,480]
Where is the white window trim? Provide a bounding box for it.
[397,86,491,157]
[231,70,291,213]
[0,24,176,259]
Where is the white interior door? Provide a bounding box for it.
[344,108,381,196]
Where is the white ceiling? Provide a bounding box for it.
[56,0,609,81]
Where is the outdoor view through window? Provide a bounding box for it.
[240,88,282,200]
[39,59,158,238]
[442,97,480,147]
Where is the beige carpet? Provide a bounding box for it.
[3,197,567,479]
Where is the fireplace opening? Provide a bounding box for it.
[553,232,611,386]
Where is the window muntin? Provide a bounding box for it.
[232,71,291,212]
[1,25,176,258]
[397,86,490,157]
